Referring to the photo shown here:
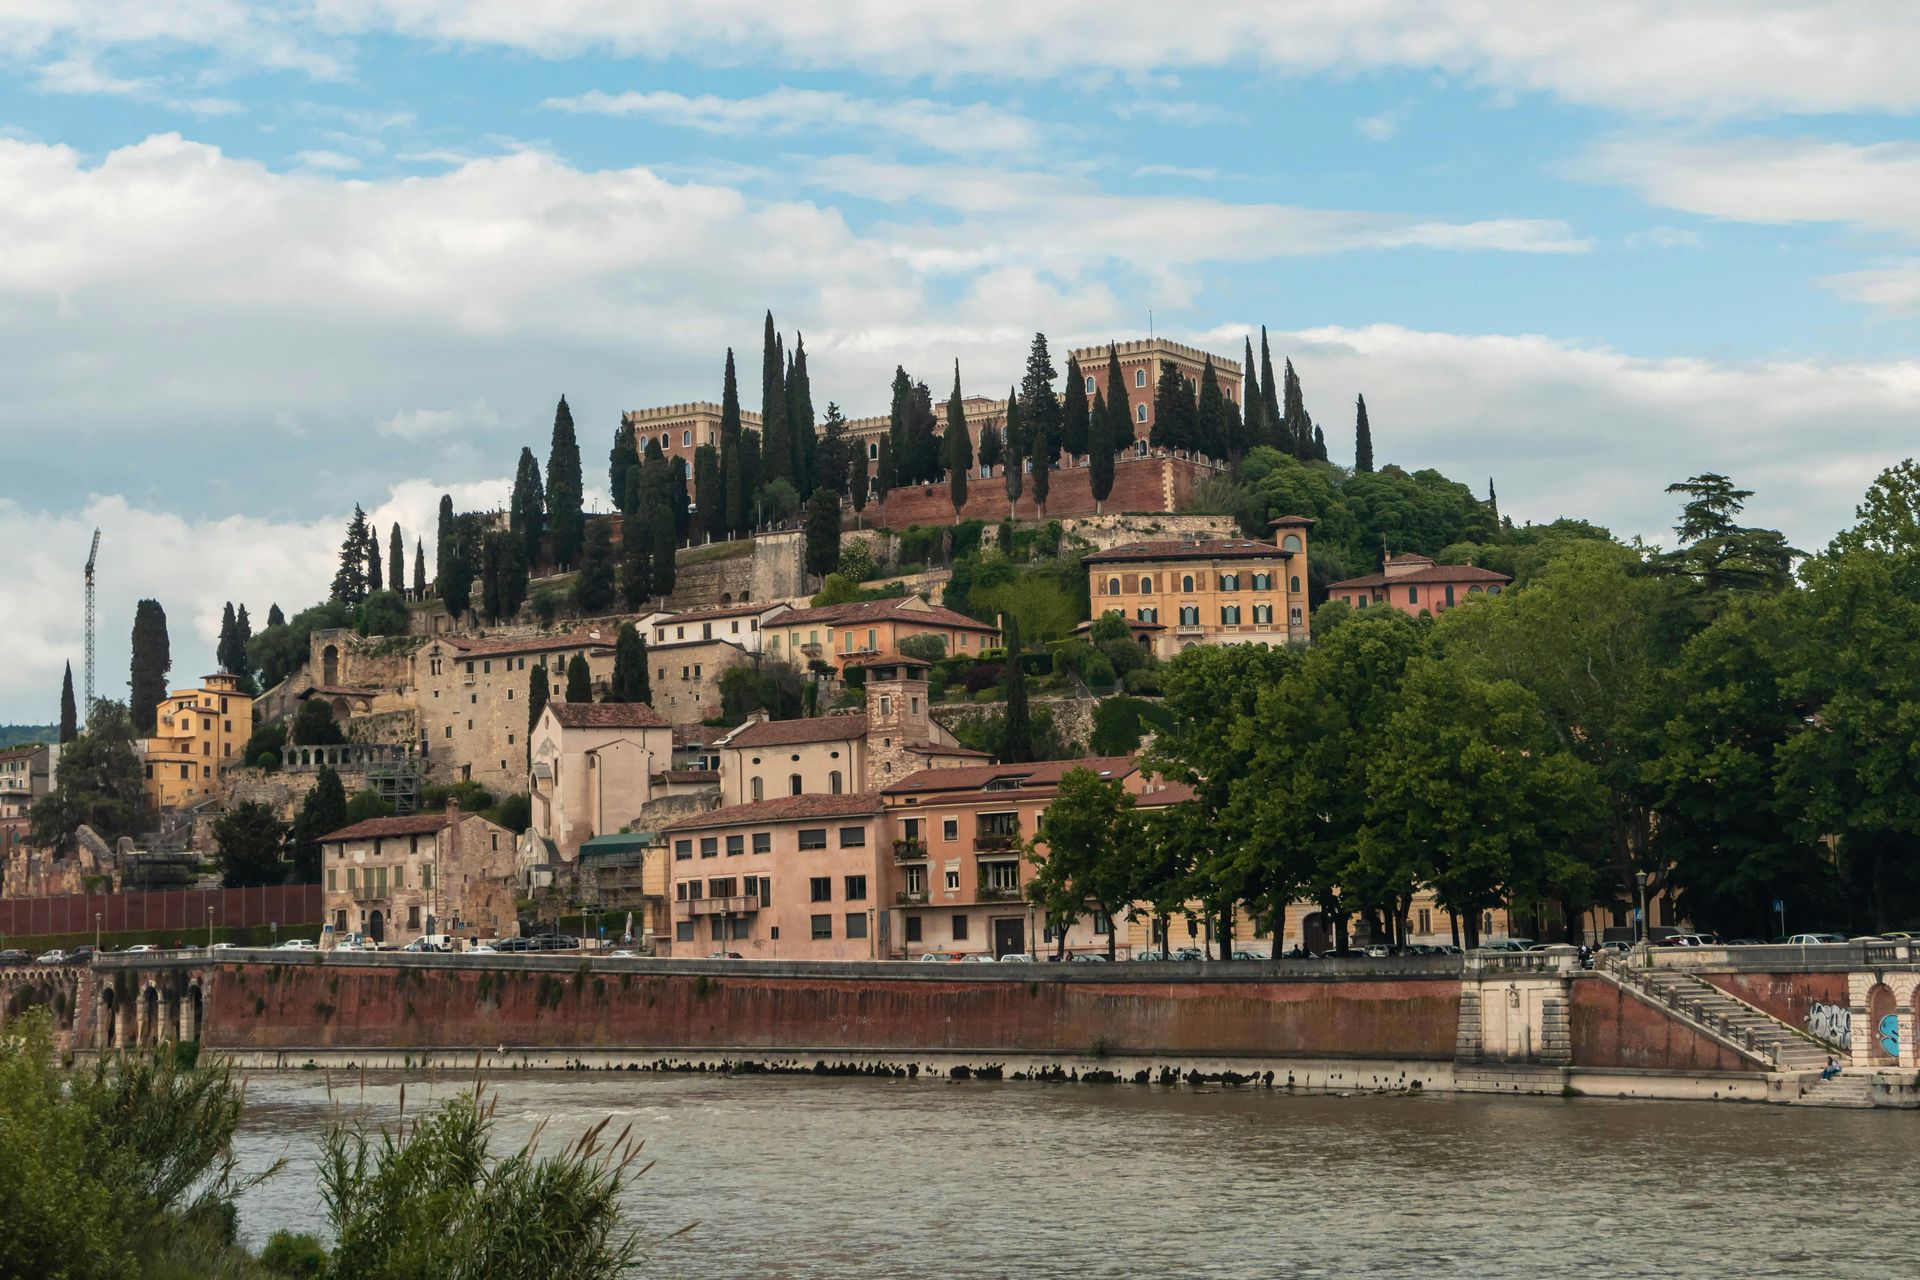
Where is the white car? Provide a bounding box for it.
[122,944,158,954]
[606,949,638,958]
[35,949,68,964]
[469,944,497,954]
[274,939,317,951]
[209,942,237,951]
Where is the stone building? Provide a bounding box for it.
[412,629,619,795]
[1326,551,1512,618]
[761,594,999,674]
[317,805,518,946]
[1082,516,1314,658]
[0,743,56,817]
[1063,337,1245,453]
[622,401,762,476]
[527,701,674,865]
[141,673,253,811]
[648,601,790,653]
[648,637,757,724]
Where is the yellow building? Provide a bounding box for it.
[1082,516,1314,660]
[142,672,253,810]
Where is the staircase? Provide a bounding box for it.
[1794,1072,1876,1108]
[1597,957,1832,1070]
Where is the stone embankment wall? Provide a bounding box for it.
[1568,978,1756,1072]
[876,456,1220,531]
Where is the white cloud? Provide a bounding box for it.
[1112,100,1227,126]
[1624,226,1703,249]
[33,54,148,96]
[544,87,1043,157]
[291,147,360,170]
[378,398,500,440]
[1131,163,1217,182]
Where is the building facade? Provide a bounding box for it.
[527,701,675,866]
[0,743,56,818]
[1064,338,1244,455]
[1082,517,1314,659]
[647,637,756,724]
[141,673,254,811]
[762,595,999,673]
[413,630,619,794]
[318,807,518,946]
[622,402,763,476]
[1326,552,1512,618]
[648,602,790,654]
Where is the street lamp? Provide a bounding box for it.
[95,912,101,951]
[207,905,215,951]
[1634,871,1650,944]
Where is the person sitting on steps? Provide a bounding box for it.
[1820,1056,1842,1081]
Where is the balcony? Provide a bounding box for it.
[895,889,929,906]
[1175,624,1205,636]
[800,642,823,657]
[973,832,1020,854]
[674,895,760,917]
[892,839,928,862]
[349,886,388,904]
[976,883,1022,902]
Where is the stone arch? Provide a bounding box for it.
[1281,534,1302,553]
[329,696,351,723]
[186,983,204,1042]
[141,985,159,1047]
[322,644,340,686]
[1867,982,1899,1064]
[98,985,118,1050]
[720,592,733,604]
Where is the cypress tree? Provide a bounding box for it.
[440,516,477,620]
[721,350,750,538]
[670,455,692,539]
[366,525,383,593]
[1224,396,1246,464]
[1283,358,1312,461]
[1261,329,1284,451]
[620,500,652,610]
[332,505,371,603]
[217,602,238,673]
[1242,337,1266,448]
[547,396,585,568]
[1488,478,1500,527]
[387,524,404,597]
[875,436,892,510]
[565,652,591,703]
[511,446,546,566]
[693,443,722,541]
[651,504,678,598]
[573,519,616,616]
[790,333,816,497]
[59,662,77,743]
[741,427,763,528]
[849,447,869,523]
[816,402,848,496]
[946,362,971,514]
[1030,427,1050,513]
[290,766,347,881]
[413,540,426,595]
[1000,615,1032,764]
[267,603,285,629]
[527,664,549,761]
[978,419,1003,474]
[1312,423,1328,461]
[435,495,454,595]
[609,422,640,513]
[805,487,841,580]
[1355,394,1375,473]
[1103,344,1131,459]
[1088,387,1113,513]
[480,530,503,623]
[1002,390,1024,503]
[1061,353,1089,458]
[1196,356,1226,461]
[611,623,650,704]
[887,367,912,489]
[1020,332,1061,473]
[760,310,791,485]
[129,598,170,735]
[1150,361,1183,452]
[910,380,942,484]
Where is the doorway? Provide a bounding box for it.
[992,917,1025,958]
[368,910,385,944]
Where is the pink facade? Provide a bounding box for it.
[1326,552,1511,619]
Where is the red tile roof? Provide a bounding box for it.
[437,630,617,659]
[907,741,992,759]
[1327,563,1512,590]
[883,756,1138,797]
[725,714,868,748]
[773,596,998,631]
[1267,515,1316,527]
[654,602,788,624]
[1135,782,1197,808]
[1084,539,1291,565]
[548,702,672,729]
[661,792,884,833]
[318,813,453,843]
[672,725,717,747]
[653,769,721,784]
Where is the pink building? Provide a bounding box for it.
[1326,552,1511,618]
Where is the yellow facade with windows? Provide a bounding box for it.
[1083,517,1314,660]
[142,672,254,811]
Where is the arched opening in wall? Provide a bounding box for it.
[368,910,386,944]
[330,697,350,724]
[1868,982,1898,1064]
[322,644,340,687]
[1281,535,1302,553]
[141,986,158,1047]
[1300,912,1331,955]
[5,982,45,1020]
[828,771,842,794]
[721,592,732,605]
[99,986,118,1049]
[187,984,203,1042]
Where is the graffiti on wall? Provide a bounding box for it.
[1807,1001,1852,1050]
[1879,1014,1900,1060]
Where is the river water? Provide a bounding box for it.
[230,1071,1914,1278]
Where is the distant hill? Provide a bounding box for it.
[0,725,56,749]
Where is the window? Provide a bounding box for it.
[682,429,692,446]
[846,913,868,939]
[752,832,771,854]
[1107,577,1121,596]
[789,774,803,796]
[1282,534,1302,552]
[675,839,693,861]
[1181,574,1193,592]
[1489,585,1502,595]
[1221,606,1241,625]
[945,869,960,891]
[1445,585,1456,607]
[750,777,764,801]
[1252,573,1270,590]
[905,915,923,943]
[393,865,405,889]
[1093,910,1111,935]
[943,819,958,841]
[726,834,744,856]
[700,836,718,858]
[676,921,695,942]
[799,828,828,850]
[1179,605,1200,626]
[845,875,867,901]
[422,865,432,890]
[1135,368,1146,388]
[811,914,833,939]
[904,866,926,895]
[1290,575,1301,593]
[1137,608,1158,623]
[985,862,1019,891]
[952,914,969,940]
[327,870,336,892]
[1407,585,1419,605]
[1085,375,1096,393]
[879,695,891,716]
[1220,573,1239,591]
[1252,604,1272,625]
[710,918,725,941]
[709,876,738,898]
[347,867,358,890]
[1136,404,1147,423]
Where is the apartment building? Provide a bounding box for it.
[318,806,518,946]
[762,595,999,673]
[413,629,618,794]
[1082,515,1315,658]
[1326,551,1511,618]
[141,673,253,810]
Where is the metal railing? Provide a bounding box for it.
[1597,952,1782,1068]
[892,839,928,862]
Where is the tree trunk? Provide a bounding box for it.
[1106,907,1118,961]
[1218,906,1234,959]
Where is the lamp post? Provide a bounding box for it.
[1634,871,1650,944]
[95,912,101,951]
[207,905,214,951]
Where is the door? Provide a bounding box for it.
[992,917,1025,959]
[368,910,385,944]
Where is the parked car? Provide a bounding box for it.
[917,952,948,962]
[958,954,997,963]
[997,952,1034,963]
[1171,947,1205,961]
[1229,950,1267,960]
[1068,953,1109,963]
[1786,932,1848,945]
[36,950,69,964]
[1133,950,1167,962]
[0,949,30,964]
[491,936,534,953]
[209,942,237,952]
[274,939,317,951]
[67,945,96,964]
[606,949,638,959]
[400,938,441,953]
[1480,939,1536,953]
[705,951,743,960]
[122,944,158,954]
[533,934,580,952]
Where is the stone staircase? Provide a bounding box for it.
[1793,1072,1876,1108]
[1598,958,1831,1070]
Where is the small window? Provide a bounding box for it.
[839,826,866,848]
[1138,575,1152,593]
[905,916,923,943]
[789,773,803,796]
[868,441,879,460]
[845,875,867,901]
[1291,575,1301,593]
[1136,404,1147,423]
[726,834,744,856]
[810,876,832,902]
[1408,585,1419,605]
[700,836,718,858]
[799,828,828,850]
[945,869,960,892]
[1107,577,1121,597]
[812,914,833,940]
[682,429,692,446]
[1181,574,1193,592]
[676,921,694,942]
[952,914,969,940]
[752,832,771,854]
[846,913,868,939]
[750,777,764,801]
[1134,369,1146,388]
[829,770,843,794]
[1085,375,1096,393]
[943,819,958,841]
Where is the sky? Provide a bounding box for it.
[4,1,1920,723]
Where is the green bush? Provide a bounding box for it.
[1089,695,1175,755]
[423,780,495,813]
[531,587,565,627]
[344,790,394,823]
[260,1231,328,1277]
[1081,653,1117,690]
[356,590,408,637]
[837,537,880,582]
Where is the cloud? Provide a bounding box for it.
[1624,226,1703,249]
[1356,103,1415,142]
[1132,163,1217,181]
[291,148,361,170]
[33,54,149,96]
[378,398,500,440]
[1112,100,1228,126]
[544,87,1042,157]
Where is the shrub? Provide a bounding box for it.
[357,589,409,637]
[1081,652,1117,690]
[261,1230,329,1277]
[531,587,565,627]
[837,537,880,582]
[344,790,394,823]
[898,634,948,662]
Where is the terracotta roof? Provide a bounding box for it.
[318,812,453,843]
[884,756,1138,797]
[1135,782,1198,808]
[1267,515,1316,527]
[906,741,993,758]
[672,725,717,747]
[654,602,788,624]
[1084,539,1291,565]
[549,702,672,729]
[437,630,616,659]
[653,769,721,784]
[1327,564,1512,590]
[725,715,868,748]
[842,653,931,670]
[300,684,381,699]
[1071,618,1164,634]
[773,596,999,631]
[661,792,884,833]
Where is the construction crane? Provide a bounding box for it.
[83,528,100,711]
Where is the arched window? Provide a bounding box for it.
[1135,369,1147,388]
[682,430,691,446]
[1139,576,1153,594]
[868,441,879,460]
[1181,574,1193,592]
[1135,404,1147,423]
[829,771,843,794]
[1282,534,1302,552]
[789,774,803,796]
[1290,575,1301,593]
[1469,585,1484,594]
[750,777,764,801]
[1107,577,1121,596]
[1085,375,1096,393]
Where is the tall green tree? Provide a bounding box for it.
[760,310,791,485]
[289,765,346,881]
[875,436,892,511]
[413,539,426,595]
[1261,330,1285,451]
[1001,390,1023,503]
[650,503,678,598]
[1242,336,1268,450]
[1196,356,1227,461]
[388,523,405,594]
[1653,473,1798,605]
[805,487,841,580]
[267,602,285,628]
[510,446,546,566]
[1026,767,1139,959]
[435,494,454,593]
[215,801,286,888]
[721,349,750,537]
[59,662,77,743]
[1001,615,1032,763]
[1019,332,1060,473]
[565,652,592,704]
[439,514,478,620]
[1061,353,1089,458]
[849,444,870,523]
[1354,394,1374,472]
[946,362,971,513]
[216,601,239,675]
[816,401,849,496]
[527,664,549,747]
[1098,345,1127,499]
[483,529,530,622]
[30,699,146,851]
[619,502,652,610]
[791,333,817,496]
[693,442,723,541]
[128,598,170,735]
[573,518,616,615]
[978,419,1003,474]
[546,396,585,568]
[610,624,651,705]
[366,522,384,593]
[609,421,640,513]
[332,505,372,603]
[886,366,912,488]
[1283,357,1312,461]
[1149,360,1189,452]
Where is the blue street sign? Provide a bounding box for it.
[1772,899,1784,912]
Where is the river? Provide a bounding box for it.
[230,1071,1914,1278]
